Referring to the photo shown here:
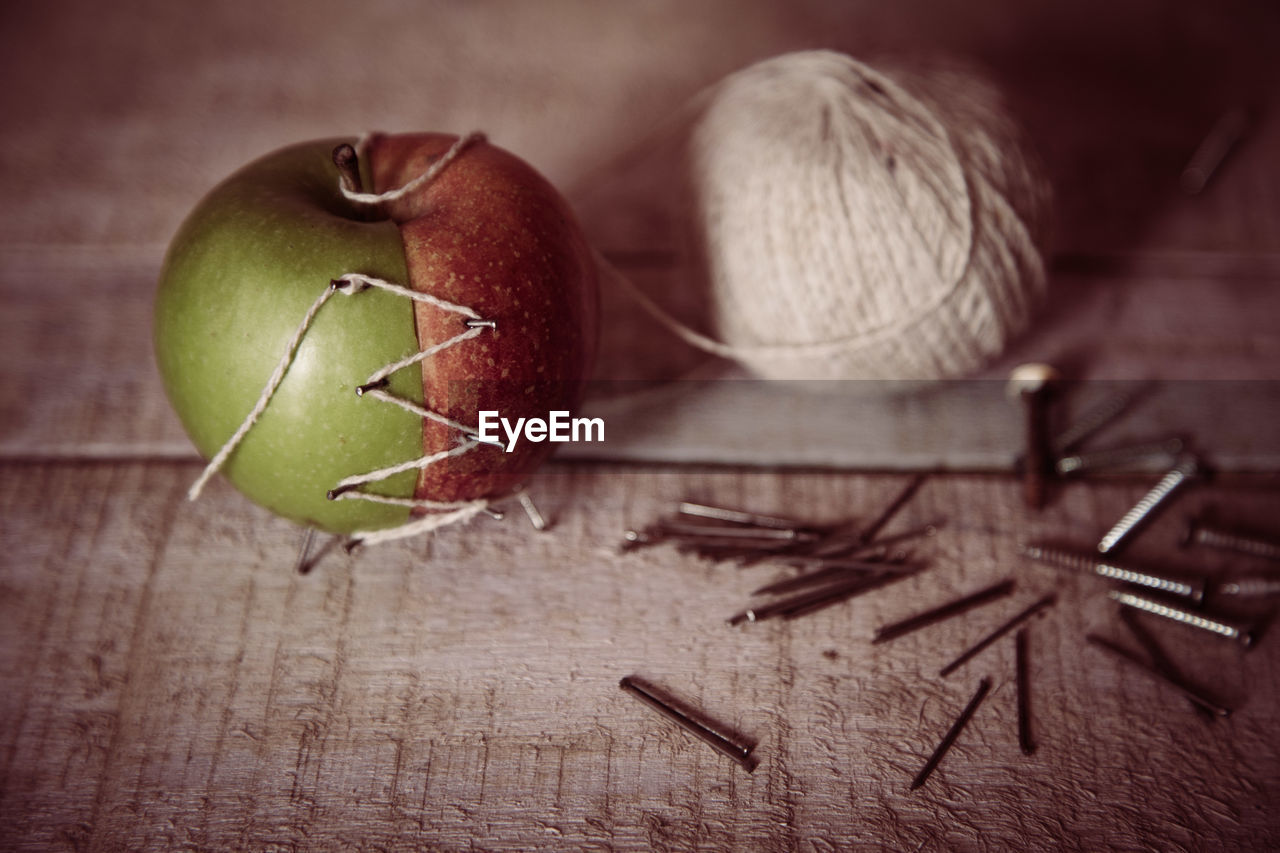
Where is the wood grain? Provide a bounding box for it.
[3,462,1279,850]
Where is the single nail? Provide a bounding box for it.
[1218,578,1280,597]
[1008,364,1059,510]
[807,521,941,561]
[464,318,497,329]
[1181,108,1249,195]
[754,561,915,597]
[1183,516,1280,561]
[517,490,548,531]
[781,570,919,621]
[1119,607,1216,721]
[1015,629,1036,755]
[657,521,812,542]
[858,474,928,544]
[940,594,1057,678]
[481,506,504,521]
[1098,455,1201,554]
[911,677,992,790]
[873,579,1016,644]
[1020,543,1204,602]
[729,573,896,626]
[619,676,756,771]
[676,501,801,531]
[676,540,795,564]
[1108,590,1253,647]
[355,377,390,397]
[1085,634,1231,717]
[293,526,317,575]
[1055,437,1184,476]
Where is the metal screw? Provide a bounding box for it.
[1108,590,1253,647]
[1097,455,1201,554]
[1056,437,1184,476]
[1051,384,1147,454]
[1218,578,1280,597]
[1008,364,1059,510]
[1182,516,1280,561]
[1020,543,1204,602]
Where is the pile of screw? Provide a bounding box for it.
[1013,375,1280,722]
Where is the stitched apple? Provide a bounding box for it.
[155,133,598,540]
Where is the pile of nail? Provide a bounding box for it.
[621,476,939,625]
[614,380,1280,788]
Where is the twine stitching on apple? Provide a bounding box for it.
[189,135,503,546]
[188,273,496,544]
[187,282,341,502]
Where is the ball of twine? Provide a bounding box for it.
[684,50,1051,381]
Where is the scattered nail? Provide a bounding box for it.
[1015,629,1036,755]
[1085,634,1231,717]
[293,526,317,575]
[911,677,992,790]
[857,474,928,544]
[940,594,1058,678]
[619,675,756,771]
[873,579,1016,645]
[677,501,801,531]
[517,489,549,531]
[1119,607,1216,722]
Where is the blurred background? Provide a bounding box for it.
[2,2,1278,850]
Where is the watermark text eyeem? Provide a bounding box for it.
[475,410,604,453]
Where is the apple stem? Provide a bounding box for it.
[332,144,363,194]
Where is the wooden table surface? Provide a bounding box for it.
[3,2,1279,850]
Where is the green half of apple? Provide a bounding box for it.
[155,139,424,534]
